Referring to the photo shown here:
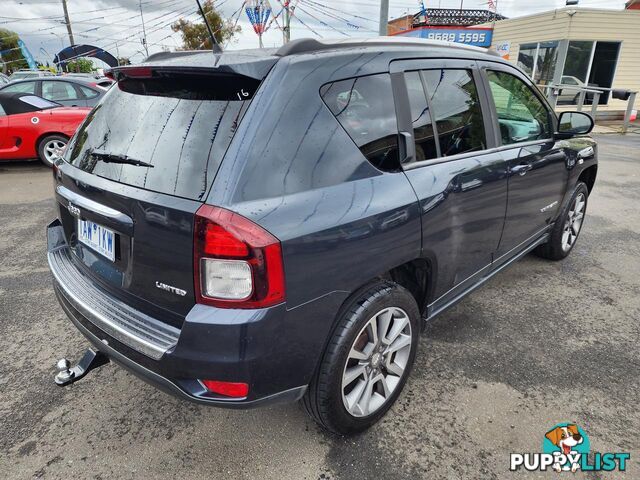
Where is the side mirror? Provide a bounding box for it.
[556,111,594,139]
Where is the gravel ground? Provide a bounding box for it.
[0,134,638,479]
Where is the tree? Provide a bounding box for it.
[66,58,94,73]
[171,0,240,50]
[0,28,28,73]
[117,57,131,66]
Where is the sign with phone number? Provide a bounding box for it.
[395,28,493,48]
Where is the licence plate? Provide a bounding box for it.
[77,219,115,262]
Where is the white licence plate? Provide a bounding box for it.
[77,219,115,262]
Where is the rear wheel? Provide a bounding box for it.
[302,281,419,435]
[535,182,589,260]
[38,134,68,167]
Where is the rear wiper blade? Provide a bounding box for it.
[91,150,154,168]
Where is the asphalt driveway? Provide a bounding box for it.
[0,134,638,479]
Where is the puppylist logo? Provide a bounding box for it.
[510,423,630,473]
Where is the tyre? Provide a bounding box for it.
[535,181,589,260]
[38,134,68,167]
[302,281,420,435]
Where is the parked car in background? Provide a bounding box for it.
[9,69,55,81]
[0,77,107,107]
[557,75,585,104]
[47,38,598,435]
[64,72,114,88]
[0,73,10,85]
[0,92,90,165]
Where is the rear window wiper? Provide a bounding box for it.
[91,150,154,168]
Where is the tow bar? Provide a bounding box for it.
[54,348,109,386]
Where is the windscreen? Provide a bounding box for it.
[64,78,255,201]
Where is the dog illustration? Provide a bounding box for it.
[545,424,584,472]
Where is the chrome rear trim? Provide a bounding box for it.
[48,246,180,360]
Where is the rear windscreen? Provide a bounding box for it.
[64,81,253,201]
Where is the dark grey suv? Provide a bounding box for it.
[47,38,597,435]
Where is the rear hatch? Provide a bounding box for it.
[54,52,277,327]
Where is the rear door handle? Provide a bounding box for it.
[511,164,533,176]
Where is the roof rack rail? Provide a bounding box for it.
[276,37,496,57]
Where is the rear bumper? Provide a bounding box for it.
[47,219,346,407]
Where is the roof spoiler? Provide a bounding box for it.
[105,56,276,82]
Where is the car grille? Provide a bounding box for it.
[48,246,180,360]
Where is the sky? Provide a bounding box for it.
[0,0,628,68]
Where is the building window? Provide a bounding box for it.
[563,41,593,84]
[561,41,621,106]
[517,41,559,86]
[516,43,537,78]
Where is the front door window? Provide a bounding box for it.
[486,71,552,145]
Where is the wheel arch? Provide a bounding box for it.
[36,131,69,150]
[386,258,434,317]
[578,164,597,195]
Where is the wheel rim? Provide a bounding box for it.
[562,192,586,252]
[341,307,413,418]
[43,139,66,165]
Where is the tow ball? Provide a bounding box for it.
[54,348,109,386]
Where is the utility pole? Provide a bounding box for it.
[283,1,291,44]
[378,0,389,36]
[61,0,75,46]
[139,0,149,57]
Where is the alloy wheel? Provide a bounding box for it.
[341,306,413,417]
[562,192,586,252]
[43,139,67,165]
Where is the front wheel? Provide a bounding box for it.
[302,281,420,435]
[535,182,589,260]
[38,134,68,167]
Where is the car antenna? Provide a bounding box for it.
[195,0,223,54]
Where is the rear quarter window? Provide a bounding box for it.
[2,82,36,94]
[320,73,399,171]
[64,83,250,201]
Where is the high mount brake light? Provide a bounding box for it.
[194,205,285,309]
[107,67,154,81]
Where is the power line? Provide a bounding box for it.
[55,7,200,64]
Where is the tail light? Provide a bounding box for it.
[194,205,285,309]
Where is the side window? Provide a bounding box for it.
[78,85,99,99]
[321,74,399,171]
[2,82,36,94]
[486,70,552,145]
[42,81,80,101]
[0,103,5,116]
[404,71,438,161]
[422,69,487,157]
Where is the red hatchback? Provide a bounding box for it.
[0,92,90,166]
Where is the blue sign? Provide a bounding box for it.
[395,27,493,47]
[17,39,38,70]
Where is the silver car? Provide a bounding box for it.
[0,76,106,107]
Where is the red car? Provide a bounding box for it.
[0,92,90,166]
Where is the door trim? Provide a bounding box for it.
[426,225,551,320]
